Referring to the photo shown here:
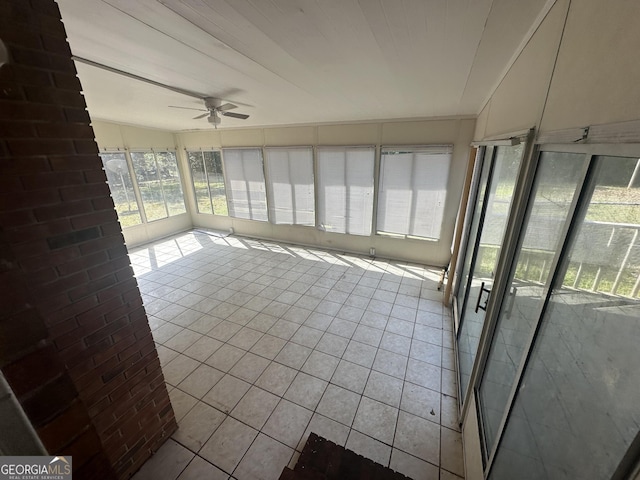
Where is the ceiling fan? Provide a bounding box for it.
[169,97,249,128]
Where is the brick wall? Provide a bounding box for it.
[0,1,177,478]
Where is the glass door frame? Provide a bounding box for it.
[453,129,535,418]
[468,140,640,478]
[452,145,494,327]
[452,145,487,330]
[454,145,498,406]
[477,145,594,470]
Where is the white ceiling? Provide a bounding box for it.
[57,0,551,131]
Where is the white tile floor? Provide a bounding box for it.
[130,231,464,480]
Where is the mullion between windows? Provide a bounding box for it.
[202,151,215,215]
[408,152,418,237]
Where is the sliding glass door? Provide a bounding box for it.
[478,151,589,457]
[456,143,525,403]
[474,148,640,479]
[456,146,493,331]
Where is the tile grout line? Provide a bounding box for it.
[135,232,455,480]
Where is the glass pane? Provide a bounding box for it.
[457,154,492,395]
[412,151,450,239]
[457,147,493,324]
[223,148,268,221]
[265,148,314,225]
[345,148,375,236]
[188,151,212,214]
[479,151,588,456]
[130,151,167,222]
[457,144,523,398]
[377,148,451,239]
[155,151,186,217]
[288,150,315,225]
[317,146,374,236]
[490,155,640,479]
[204,151,228,216]
[568,156,640,295]
[99,153,142,227]
[378,152,413,234]
[476,144,524,275]
[317,149,347,233]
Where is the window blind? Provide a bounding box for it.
[317,146,375,236]
[264,147,315,225]
[222,148,268,221]
[377,146,452,240]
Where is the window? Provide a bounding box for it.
[130,151,186,221]
[264,147,315,225]
[317,146,375,236]
[99,152,142,227]
[377,146,452,239]
[187,150,228,215]
[222,148,268,221]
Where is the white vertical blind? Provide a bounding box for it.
[264,147,315,225]
[317,146,375,236]
[222,148,268,221]
[378,146,452,239]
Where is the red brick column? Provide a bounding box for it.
[0,1,177,478]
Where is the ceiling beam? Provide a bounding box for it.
[72,55,205,99]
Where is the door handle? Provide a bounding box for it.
[475,281,491,313]
[505,286,518,318]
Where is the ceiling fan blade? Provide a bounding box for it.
[193,112,210,120]
[221,111,249,120]
[169,105,207,112]
[217,103,237,112]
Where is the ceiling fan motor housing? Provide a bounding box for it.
[204,97,221,109]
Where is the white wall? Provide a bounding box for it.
[92,121,191,247]
[177,118,476,266]
[474,0,569,140]
[93,122,178,150]
[540,0,640,132]
[475,0,640,141]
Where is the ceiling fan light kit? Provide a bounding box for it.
[169,96,249,128]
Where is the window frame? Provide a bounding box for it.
[263,146,316,226]
[186,149,229,216]
[316,145,376,236]
[99,150,145,226]
[376,144,453,241]
[221,147,269,222]
[128,149,187,223]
